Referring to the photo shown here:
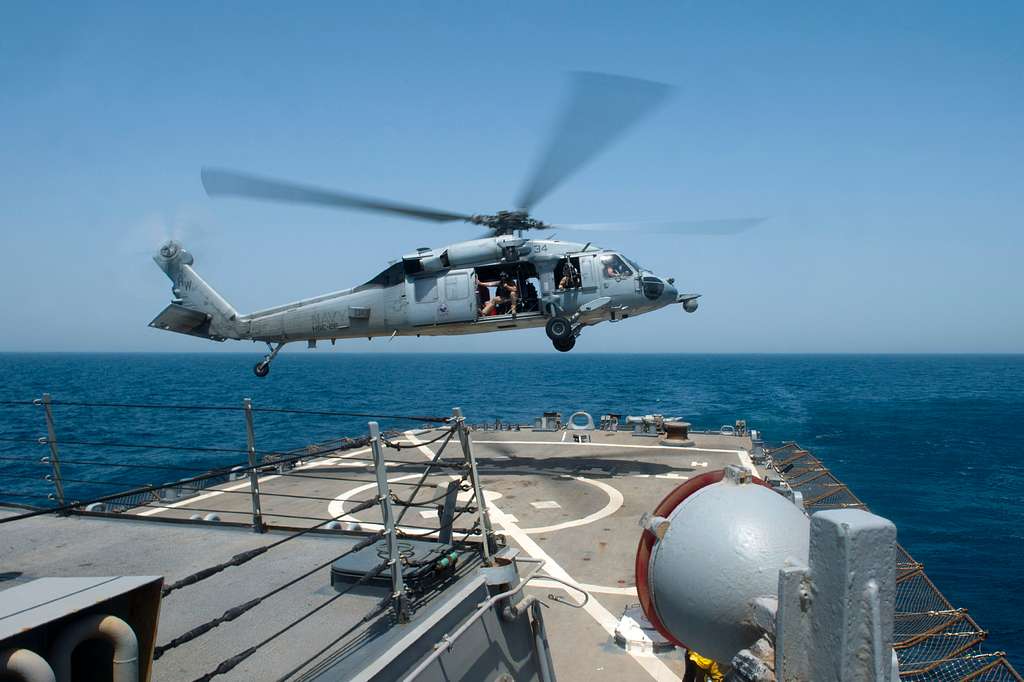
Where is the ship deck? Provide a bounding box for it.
[1,425,757,682]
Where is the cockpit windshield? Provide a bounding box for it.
[599,254,633,279]
[623,256,644,273]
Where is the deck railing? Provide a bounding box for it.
[767,442,1023,682]
[0,395,497,651]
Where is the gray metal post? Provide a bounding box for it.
[453,407,494,564]
[808,509,897,682]
[370,421,410,622]
[242,398,266,533]
[39,393,66,506]
[437,480,461,545]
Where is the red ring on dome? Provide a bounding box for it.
[633,468,769,649]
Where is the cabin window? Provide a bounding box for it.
[600,254,632,279]
[414,276,438,303]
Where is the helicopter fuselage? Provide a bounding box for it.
[151,236,696,365]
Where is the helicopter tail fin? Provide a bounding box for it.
[150,240,244,341]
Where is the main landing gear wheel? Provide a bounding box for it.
[553,336,576,352]
[253,341,285,378]
[546,316,572,341]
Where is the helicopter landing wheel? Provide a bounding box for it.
[553,336,576,352]
[545,316,572,341]
[254,361,270,378]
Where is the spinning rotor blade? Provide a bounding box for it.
[515,72,672,213]
[551,217,765,235]
[201,167,475,223]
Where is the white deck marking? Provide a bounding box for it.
[328,473,439,531]
[737,449,757,475]
[531,500,562,510]
[138,446,371,517]
[405,433,680,682]
[690,461,708,468]
[520,476,624,535]
[531,579,638,596]
[474,439,744,455]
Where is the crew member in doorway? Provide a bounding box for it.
[557,259,580,289]
[476,281,493,316]
[480,272,518,316]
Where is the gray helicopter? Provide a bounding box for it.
[149,73,759,376]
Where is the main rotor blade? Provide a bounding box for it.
[201,167,475,223]
[551,217,765,235]
[515,72,672,213]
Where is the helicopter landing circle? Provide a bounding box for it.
[326,471,619,535]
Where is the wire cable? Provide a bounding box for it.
[154,533,384,660]
[0,438,372,524]
[277,597,392,681]
[188,563,389,682]
[394,430,456,527]
[40,399,449,423]
[160,497,380,598]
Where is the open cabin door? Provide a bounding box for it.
[407,269,476,326]
[577,253,598,290]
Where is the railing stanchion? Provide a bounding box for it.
[243,398,266,533]
[370,421,410,622]
[453,407,495,564]
[39,393,67,508]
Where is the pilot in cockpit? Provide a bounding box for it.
[602,254,631,279]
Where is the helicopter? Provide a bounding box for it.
[149,72,760,376]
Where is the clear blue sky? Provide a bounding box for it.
[2,2,1022,353]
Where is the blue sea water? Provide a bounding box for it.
[1,352,1022,663]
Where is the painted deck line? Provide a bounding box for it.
[137,446,371,517]
[519,476,624,535]
[472,439,745,455]
[531,578,638,597]
[737,449,757,476]
[405,432,680,682]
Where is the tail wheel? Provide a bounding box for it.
[545,316,572,341]
[553,336,576,352]
[254,361,270,378]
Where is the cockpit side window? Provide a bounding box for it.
[600,254,633,279]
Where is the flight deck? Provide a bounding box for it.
[1,405,1019,681]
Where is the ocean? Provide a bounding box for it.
[1,352,1022,662]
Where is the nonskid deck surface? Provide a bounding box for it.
[0,427,756,681]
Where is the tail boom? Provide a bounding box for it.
[151,241,247,341]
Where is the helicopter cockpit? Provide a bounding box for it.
[598,253,633,280]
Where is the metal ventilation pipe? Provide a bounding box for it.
[49,614,139,682]
[0,648,56,682]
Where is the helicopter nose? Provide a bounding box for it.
[640,274,675,301]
